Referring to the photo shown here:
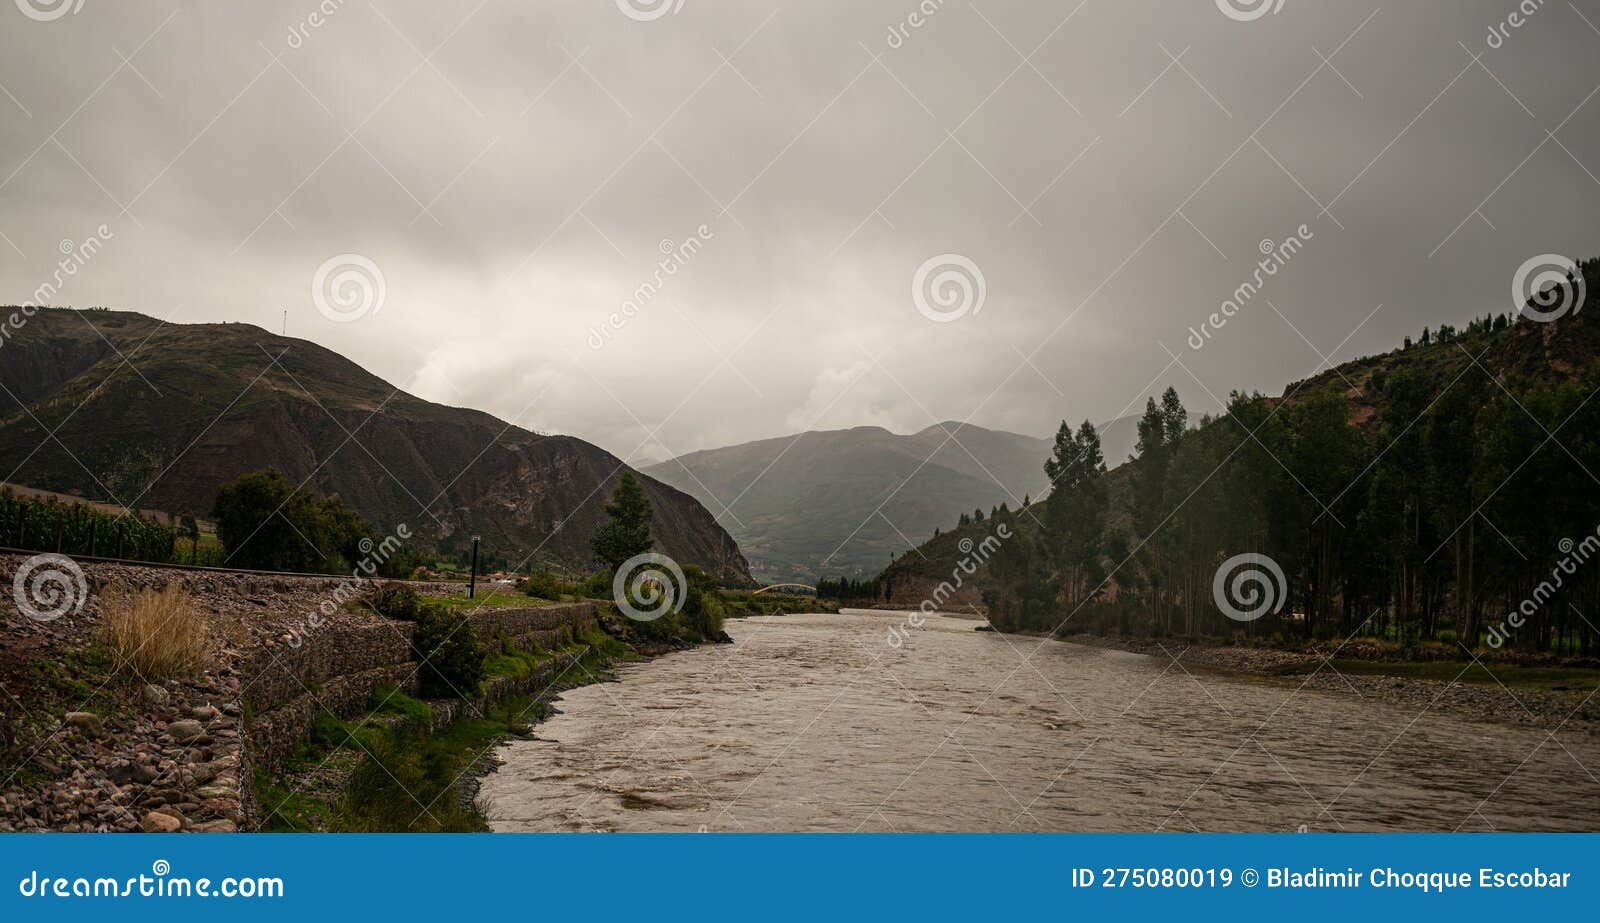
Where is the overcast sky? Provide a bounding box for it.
[3,1,1599,465]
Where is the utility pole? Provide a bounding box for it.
[468,535,481,599]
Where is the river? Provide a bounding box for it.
[481,610,1600,832]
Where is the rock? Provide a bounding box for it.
[140,811,181,833]
[63,712,102,735]
[166,720,205,742]
[142,684,170,706]
[190,819,238,833]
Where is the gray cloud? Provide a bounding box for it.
[3,0,1598,465]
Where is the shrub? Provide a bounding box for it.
[409,605,483,700]
[680,565,725,641]
[522,571,565,600]
[99,584,209,679]
[581,571,612,599]
[365,582,424,621]
[211,469,373,573]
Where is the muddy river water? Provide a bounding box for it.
[482,610,1600,832]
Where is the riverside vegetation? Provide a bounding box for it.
[869,260,1600,664]
[250,474,801,832]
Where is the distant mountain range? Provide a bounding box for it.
[0,309,750,582]
[645,418,1138,583]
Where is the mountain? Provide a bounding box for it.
[0,308,750,582]
[643,422,1054,582]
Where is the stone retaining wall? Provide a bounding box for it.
[243,603,597,770]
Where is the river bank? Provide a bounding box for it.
[0,553,623,832]
[1053,632,1600,730]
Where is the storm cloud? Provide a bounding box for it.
[2,0,1598,464]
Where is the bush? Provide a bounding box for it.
[100,584,209,679]
[409,605,483,700]
[680,565,725,641]
[211,469,373,573]
[365,582,424,621]
[581,571,612,599]
[522,571,568,600]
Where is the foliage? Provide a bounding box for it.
[364,582,424,621]
[816,576,877,600]
[0,489,176,562]
[523,570,585,600]
[210,469,373,573]
[678,564,726,640]
[931,277,1600,654]
[590,471,653,571]
[409,605,485,700]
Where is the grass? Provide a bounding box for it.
[1269,658,1600,692]
[253,633,628,833]
[721,591,834,617]
[366,683,432,722]
[99,584,209,679]
[252,770,330,833]
[427,589,549,611]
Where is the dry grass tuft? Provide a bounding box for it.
[100,584,210,680]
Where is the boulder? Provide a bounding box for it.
[140,811,181,833]
[166,720,205,742]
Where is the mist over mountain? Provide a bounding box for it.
[0,308,750,582]
[646,419,1132,583]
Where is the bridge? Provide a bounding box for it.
[752,583,817,595]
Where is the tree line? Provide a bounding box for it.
[974,309,1600,656]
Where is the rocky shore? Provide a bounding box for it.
[0,554,466,833]
[1055,632,1600,730]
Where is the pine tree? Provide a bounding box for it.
[591,471,653,571]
